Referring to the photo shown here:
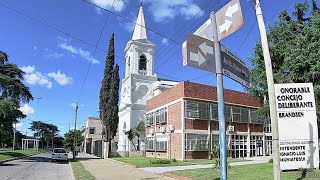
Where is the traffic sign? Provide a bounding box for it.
[215,0,243,41]
[182,34,215,72]
[221,45,249,86]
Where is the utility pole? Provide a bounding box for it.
[254,0,280,179]
[211,12,227,180]
[73,102,79,160]
[13,123,16,150]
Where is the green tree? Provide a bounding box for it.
[99,33,120,157]
[247,1,320,114]
[29,121,59,148]
[63,130,83,148]
[125,121,145,151]
[0,50,33,147]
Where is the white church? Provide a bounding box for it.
[117,5,178,152]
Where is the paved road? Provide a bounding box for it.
[0,153,74,180]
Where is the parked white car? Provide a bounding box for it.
[52,148,68,161]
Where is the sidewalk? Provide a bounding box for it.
[76,153,175,180]
[140,156,271,174]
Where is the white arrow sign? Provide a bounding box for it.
[190,42,214,65]
[215,0,244,40]
[199,42,214,55]
[190,52,205,65]
[219,19,232,33]
[225,3,239,18]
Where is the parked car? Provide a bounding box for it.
[51,148,68,161]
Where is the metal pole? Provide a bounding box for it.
[73,102,79,159]
[13,123,16,150]
[254,0,280,179]
[211,12,227,180]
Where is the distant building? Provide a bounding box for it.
[145,81,271,160]
[117,5,178,153]
[81,117,103,157]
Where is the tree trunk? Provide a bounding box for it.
[137,136,140,151]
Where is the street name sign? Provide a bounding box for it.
[182,34,215,73]
[215,0,244,41]
[220,45,249,86]
[275,83,319,170]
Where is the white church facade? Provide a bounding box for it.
[117,5,178,152]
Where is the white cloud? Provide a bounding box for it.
[25,72,53,89]
[161,38,168,45]
[15,122,24,128]
[144,0,202,23]
[19,104,35,116]
[44,48,64,59]
[69,103,85,108]
[20,66,35,73]
[91,0,126,12]
[47,70,72,86]
[58,43,100,64]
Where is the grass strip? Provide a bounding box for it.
[170,163,320,180]
[0,150,42,161]
[70,160,96,180]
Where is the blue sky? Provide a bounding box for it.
[0,0,315,136]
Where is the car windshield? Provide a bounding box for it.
[54,149,66,153]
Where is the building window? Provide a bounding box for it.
[185,100,209,119]
[185,133,209,151]
[155,141,167,151]
[146,107,167,126]
[145,137,154,150]
[185,100,265,124]
[210,103,218,120]
[89,127,95,134]
[225,105,231,122]
[145,138,167,151]
[139,55,147,71]
[128,57,130,71]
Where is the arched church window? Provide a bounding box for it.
[139,55,147,71]
[128,57,130,70]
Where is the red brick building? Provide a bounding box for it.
[145,81,272,160]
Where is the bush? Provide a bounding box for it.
[268,158,273,163]
[149,159,172,164]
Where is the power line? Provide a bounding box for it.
[0,2,105,52]
[81,0,182,46]
[77,0,116,101]
[0,2,179,97]
[235,21,257,54]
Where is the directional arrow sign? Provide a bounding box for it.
[215,0,244,41]
[182,34,215,73]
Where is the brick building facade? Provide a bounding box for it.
[145,81,272,160]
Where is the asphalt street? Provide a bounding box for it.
[0,153,73,180]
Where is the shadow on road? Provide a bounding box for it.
[0,163,19,166]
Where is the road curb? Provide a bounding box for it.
[69,162,76,180]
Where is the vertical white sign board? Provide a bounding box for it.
[275,83,319,170]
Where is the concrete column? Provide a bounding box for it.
[247,124,251,158]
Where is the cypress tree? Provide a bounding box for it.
[99,34,120,157]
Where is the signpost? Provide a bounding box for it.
[275,83,319,170]
[182,0,244,179]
